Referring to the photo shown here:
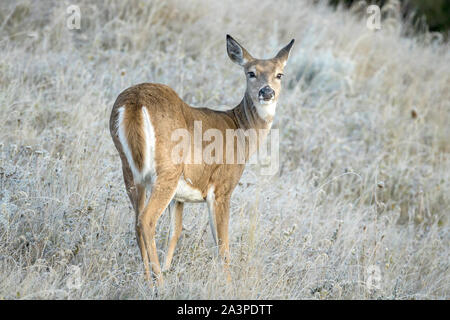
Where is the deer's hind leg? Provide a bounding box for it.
[164,200,184,271]
[121,163,151,281]
[138,171,181,285]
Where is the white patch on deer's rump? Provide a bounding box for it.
[141,106,157,184]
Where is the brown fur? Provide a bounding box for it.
[109,36,294,285]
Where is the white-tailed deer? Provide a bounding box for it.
[109,35,294,285]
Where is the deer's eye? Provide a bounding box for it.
[276,73,284,79]
[247,72,256,78]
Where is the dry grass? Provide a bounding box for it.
[0,0,448,299]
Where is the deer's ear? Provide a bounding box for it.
[226,35,253,66]
[275,39,295,66]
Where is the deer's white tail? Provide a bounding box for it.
[116,106,156,184]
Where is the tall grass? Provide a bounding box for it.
[0,0,448,299]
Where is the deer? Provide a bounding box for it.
[109,35,294,285]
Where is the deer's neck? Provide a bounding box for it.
[231,92,274,131]
[228,92,275,161]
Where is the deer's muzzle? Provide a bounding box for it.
[259,85,275,101]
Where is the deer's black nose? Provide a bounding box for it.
[259,86,275,101]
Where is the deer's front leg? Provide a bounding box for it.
[214,196,232,282]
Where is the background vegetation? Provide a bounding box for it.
[0,0,448,299]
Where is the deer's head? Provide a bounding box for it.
[226,35,294,120]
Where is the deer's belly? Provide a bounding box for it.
[173,177,204,203]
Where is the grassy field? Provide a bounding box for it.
[0,0,448,299]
